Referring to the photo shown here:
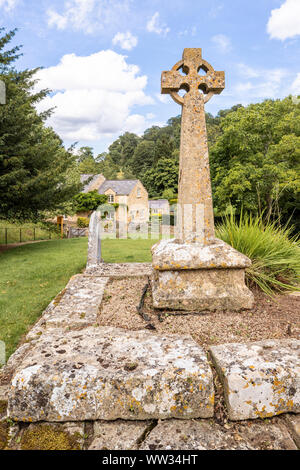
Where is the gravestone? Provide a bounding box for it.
[152,49,254,311]
[0,80,5,105]
[87,210,102,267]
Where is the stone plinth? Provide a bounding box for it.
[209,339,300,421]
[152,238,254,311]
[8,326,214,422]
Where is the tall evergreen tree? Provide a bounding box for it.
[0,28,81,221]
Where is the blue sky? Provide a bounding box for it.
[1,0,300,154]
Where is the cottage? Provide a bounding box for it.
[97,178,149,225]
[65,174,149,228]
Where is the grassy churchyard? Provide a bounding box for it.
[0,237,156,360]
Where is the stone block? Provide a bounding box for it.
[8,326,214,422]
[152,269,253,312]
[140,419,297,450]
[151,238,254,312]
[44,275,108,329]
[209,339,300,420]
[85,262,153,278]
[152,238,251,271]
[283,414,300,448]
[89,420,151,450]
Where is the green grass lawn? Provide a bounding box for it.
[0,237,156,361]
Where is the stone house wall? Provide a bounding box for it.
[127,181,149,223]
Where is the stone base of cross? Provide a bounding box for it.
[151,49,254,311]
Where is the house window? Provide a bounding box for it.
[108,194,114,203]
[137,188,141,198]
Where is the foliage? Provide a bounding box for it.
[216,212,300,294]
[108,132,140,171]
[142,158,179,198]
[92,106,248,199]
[73,191,107,212]
[162,188,176,200]
[76,146,100,174]
[0,28,82,222]
[210,97,300,228]
[77,217,89,228]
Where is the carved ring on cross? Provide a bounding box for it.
[161,48,225,106]
[169,59,215,105]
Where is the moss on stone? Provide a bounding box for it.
[0,422,8,449]
[0,400,7,415]
[20,424,81,450]
[53,289,67,306]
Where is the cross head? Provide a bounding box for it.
[161,48,224,106]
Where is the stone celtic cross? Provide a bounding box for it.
[161,48,225,244]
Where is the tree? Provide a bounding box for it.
[77,146,100,174]
[142,158,179,198]
[131,140,156,177]
[108,132,140,169]
[210,97,300,225]
[0,28,81,221]
[96,153,120,179]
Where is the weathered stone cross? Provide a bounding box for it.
[161,48,225,244]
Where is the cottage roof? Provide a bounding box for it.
[80,174,103,193]
[98,180,139,196]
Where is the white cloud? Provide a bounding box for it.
[211,34,232,53]
[112,31,138,50]
[291,73,300,93]
[267,0,300,40]
[146,12,170,37]
[0,0,19,11]
[179,26,197,37]
[47,0,131,34]
[34,50,154,142]
[155,93,169,104]
[233,63,289,101]
[237,64,260,79]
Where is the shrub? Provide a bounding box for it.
[73,191,108,212]
[216,212,300,295]
[77,217,89,228]
[162,188,175,200]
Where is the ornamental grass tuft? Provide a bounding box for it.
[216,212,300,295]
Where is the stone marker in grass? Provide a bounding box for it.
[87,210,102,267]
